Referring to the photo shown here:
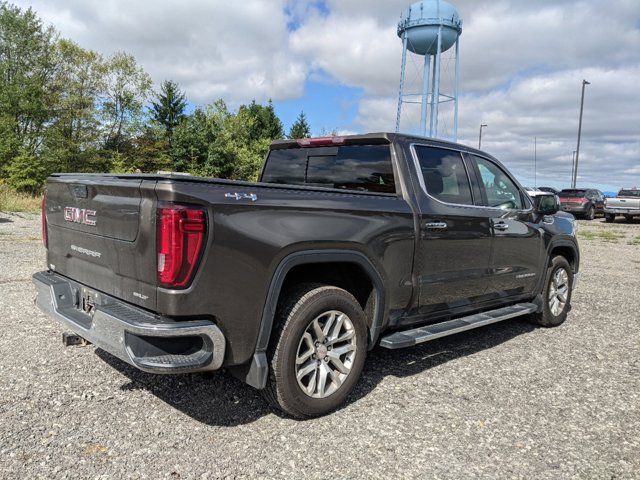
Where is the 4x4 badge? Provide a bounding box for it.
[225,192,258,201]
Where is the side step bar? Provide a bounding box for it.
[379,303,537,349]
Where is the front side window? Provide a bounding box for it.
[414,146,473,205]
[472,155,523,210]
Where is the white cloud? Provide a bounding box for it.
[18,0,307,104]
[14,0,640,189]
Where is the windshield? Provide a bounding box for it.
[560,189,587,197]
[618,189,640,197]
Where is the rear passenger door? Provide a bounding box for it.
[412,145,494,315]
[468,154,543,298]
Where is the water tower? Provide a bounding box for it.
[395,0,462,140]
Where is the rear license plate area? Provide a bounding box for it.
[77,287,102,314]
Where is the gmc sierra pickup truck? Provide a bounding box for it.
[34,133,580,418]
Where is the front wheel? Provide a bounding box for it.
[586,206,595,220]
[624,215,634,223]
[529,256,574,327]
[605,213,615,223]
[263,284,368,418]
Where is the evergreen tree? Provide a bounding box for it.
[240,99,284,142]
[288,111,311,139]
[151,80,187,142]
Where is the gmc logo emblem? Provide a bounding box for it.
[64,207,97,226]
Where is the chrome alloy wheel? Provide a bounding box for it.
[295,310,357,398]
[548,268,569,316]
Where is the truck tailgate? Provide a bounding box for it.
[44,175,158,310]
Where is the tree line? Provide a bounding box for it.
[0,2,313,193]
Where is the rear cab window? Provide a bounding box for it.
[618,189,640,197]
[261,145,396,194]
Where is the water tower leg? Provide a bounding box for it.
[395,34,408,133]
[453,38,460,142]
[430,25,443,137]
[420,55,431,137]
[429,51,437,136]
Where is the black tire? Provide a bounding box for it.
[262,284,368,419]
[605,213,615,223]
[529,256,574,327]
[586,205,595,220]
[624,215,634,223]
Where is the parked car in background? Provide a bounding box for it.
[539,187,560,195]
[604,188,640,223]
[558,189,605,220]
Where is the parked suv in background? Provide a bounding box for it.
[559,189,605,220]
[34,133,580,418]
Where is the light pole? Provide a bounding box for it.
[571,150,576,187]
[534,136,537,188]
[572,79,590,188]
[478,124,487,149]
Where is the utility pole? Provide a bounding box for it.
[572,79,590,188]
[534,137,537,188]
[478,124,487,149]
[571,150,576,187]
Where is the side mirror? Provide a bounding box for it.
[533,193,559,215]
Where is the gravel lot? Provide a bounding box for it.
[1,213,639,479]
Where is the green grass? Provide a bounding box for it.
[579,229,626,243]
[0,184,41,213]
[628,235,640,246]
[578,230,597,240]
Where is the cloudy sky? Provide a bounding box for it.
[16,0,640,191]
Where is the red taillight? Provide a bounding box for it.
[157,204,206,288]
[296,136,346,147]
[41,196,48,249]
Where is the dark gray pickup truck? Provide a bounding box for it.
[34,133,580,418]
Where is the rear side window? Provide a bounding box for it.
[262,145,396,194]
[414,146,473,205]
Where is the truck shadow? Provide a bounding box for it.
[95,318,536,427]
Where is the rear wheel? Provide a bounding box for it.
[624,215,634,223]
[586,205,595,220]
[529,256,573,327]
[605,213,615,223]
[263,284,368,418]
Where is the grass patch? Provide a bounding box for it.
[578,230,597,240]
[579,229,626,243]
[0,184,41,213]
[628,235,640,246]
[597,230,626,243]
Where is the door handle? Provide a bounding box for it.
[493,222,509,231]
[425,221,448,230]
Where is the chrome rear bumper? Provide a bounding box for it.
[33,271,225,374]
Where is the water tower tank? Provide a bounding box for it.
[398,0,462,55]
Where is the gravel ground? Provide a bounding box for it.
[1,212,639,479]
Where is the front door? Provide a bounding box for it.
[412,145,494,315]
[469,154,544,298]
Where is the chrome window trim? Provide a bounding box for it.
[409,142,533,213]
